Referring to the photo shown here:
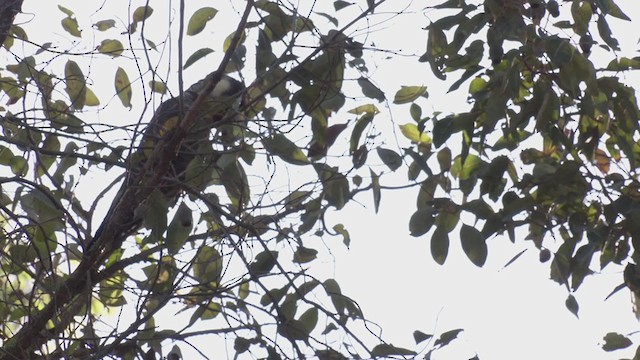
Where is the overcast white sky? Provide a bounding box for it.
[10,0,640,359]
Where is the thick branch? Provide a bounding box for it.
[0,0,22,48]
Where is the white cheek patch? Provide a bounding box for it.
[211,77,234,97]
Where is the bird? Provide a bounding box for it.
[90,72,245,246]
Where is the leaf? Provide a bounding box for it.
[370,344,417,357]
[409,208,436,237]
[333,224,351,247]
[451,154,482,180]
[183,48,214,69]
[399,123,432,145]
[64,60,86,109]
[460,224,487,267]
[370,169,381,213]
[358,77,385,102]
[61,17,81,38]
[94,19,116,31]
[249,250,278,276]
[58,5,74,17]
[565,294,579,318]
[293,246,318,264]
[150,80,167,94]
[263,133,310,165]
[140,189,168,237]
[437,148,452,172]
[193,246,222,284]
[431,226,449,265]
[133,6,154,22]
[187,7,218,36]
[98,39,124,57]
[114,67,132,108]
[298,307,319,334]
[434,328,463,347]
[350,113,374,153]
[166,202,193,255]
[393,85,428,104]
[314,164,350,209]
[602,332,632,351]
[334,1,353,11]
[84,88,100,106]
[413,330,433,345]
[377,147,403,171]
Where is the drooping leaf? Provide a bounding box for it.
[431,226,449,265]
[293,246,318,264]
[370,169,381,213]
[565,294,579,318]
[64,60,86,109]
[166,202,193,255]
[460,224,487,267]
[358,77,385,102]
[114,67,132,108]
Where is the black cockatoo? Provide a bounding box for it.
[92,72,245,244]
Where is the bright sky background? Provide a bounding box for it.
[9,0,640,359]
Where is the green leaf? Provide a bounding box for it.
[349,113,374,153]
[263,133,310,165]
[64,60,86,109]
[166,203,193,255]
[393,85,428,104]
[249,250,278,276]
[377,147,403,171]
[58,5,75,17]
[149,80,167,94]
[399,123,432,145]
[434,328,463,347]
[293,246,318,264]
[94,19,116,31]
[183,48,214,69]
[413,330,433,345]
[370,344,417,357]
[140,189,168,238]
[358,77,385,102]
[298,307,319,334]
[314,164,350,209]
[370,169,381,213]
[114,67,132,108]
[409,208,436,237]
[334,1,353,11]
[460,224,487,267]
[451,154,482,180]
[98,39,124,57]
[187,7,218,36]
[333,224,351,247]
[431,226,449,265]
[565,294,579,318]
[133,6,154,22]
[61,17,81,38]
[602,332,632,351]
[84,88,100,106]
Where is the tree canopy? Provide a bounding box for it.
[0,0,639,358]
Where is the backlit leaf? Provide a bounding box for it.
[187,7,218,36]
[183,48,214,69]
[114,67,132,108]
[460,224,487,267]
[393,85,428,104]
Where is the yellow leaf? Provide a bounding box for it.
[399,123,431,144]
